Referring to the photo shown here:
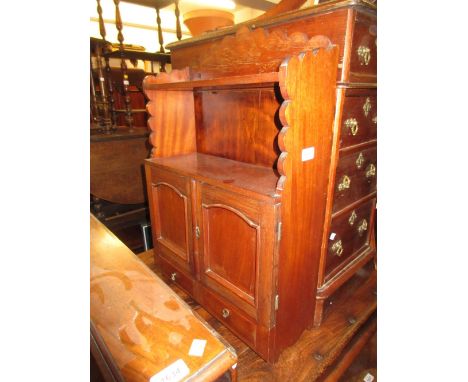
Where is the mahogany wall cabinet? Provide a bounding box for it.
[144,0,376,363]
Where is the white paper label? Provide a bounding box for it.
[363,372,374,382]
[329,232,336,240]
[150,359,190,382]
[301,146,315,162]
[188,339,207,357]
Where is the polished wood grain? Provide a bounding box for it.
[90,130,151,204]
[138,249,377,381]
[274,45,339,358]
[332,143,376,213]
[339,88,377,148]
[325,198,375,280]
[194,88,280,167]
[145,153,279,201]
[90,215,238,382]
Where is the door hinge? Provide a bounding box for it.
[195,226,200,239]
[276,222,282,241]
[274,294,279,311]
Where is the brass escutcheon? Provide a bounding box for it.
[358,219,368,236]
[357,45,371,65]
[222,308,230,318]
[345,118,359,136]
[170,272,177,281]
[366,163,376,178]
[331,240,344,257]
[363,97,372,117]
[349,210,358,226]
[356,152,365,169]
[338,175,351,191]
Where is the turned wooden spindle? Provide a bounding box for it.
[90,57,102,129]
[94,47,112,133]
[96,0,117,129]
[113,0,134,131]
[155,7,165,53]
[175,0,182,41]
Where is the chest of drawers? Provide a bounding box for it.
[144,0,376,362]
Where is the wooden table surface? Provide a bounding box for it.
[90,215,237,382]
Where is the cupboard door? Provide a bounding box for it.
[149,167,194,275]
[196,183,278,324]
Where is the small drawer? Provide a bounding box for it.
[348,12,377,83]
[340,91,377,148]
[200,285,257,349]
[159,256,196,296]
[333,145,376,213]
[326,198,376,281]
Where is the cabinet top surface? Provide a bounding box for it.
[145,153,280,201]
[166,0,376,51]
[90,215,236,381]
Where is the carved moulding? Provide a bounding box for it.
[195,26,333,76]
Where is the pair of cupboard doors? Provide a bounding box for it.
[145,163,281,348]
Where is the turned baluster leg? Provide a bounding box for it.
[96,0,117,130]
[94,47,112,133]
[175,0,182,41]
[113,0,134,131]
[90,57,102,129]
[156,7,165,53]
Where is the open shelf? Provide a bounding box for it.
[146,153,280,200]
[144,71,279,91]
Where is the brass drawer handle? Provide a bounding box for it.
[195,226,200,239]
[338,175,351,191]
[331,240,344,257]
[358,219,368,236]
[363,97,372,117]
[345,118,359,136]
[170,272,177,281]
[356,152,365,169]
[366,163,376,178]
[222,308,230,319]
[357,45,371,66]
[349,210,358,226]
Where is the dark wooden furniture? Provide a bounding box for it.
[90,215,238,382]
[143,0,376,363]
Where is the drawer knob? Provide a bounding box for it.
[356,152,365,169]
[170,272,177,281]
[331,240,344,257]
[222,308,230,319]
[349,210,358,226]
[363,97,372,117]
[338,175,351,191]
[195,226,200,239]
[358,219,368,236]
[345,118,359,136]
[366,163,376,179]
[357,45,371,66]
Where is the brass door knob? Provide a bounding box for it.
[222,308,230,319]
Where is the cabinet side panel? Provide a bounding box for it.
[275,46,339,357]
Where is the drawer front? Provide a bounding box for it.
[348,11,377,83]
[333,145,377,213]
[340,92,377,148]
[148,165,195,275]
[200,285,257,349]
[326,198,376,280]
[159,256,196,296]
